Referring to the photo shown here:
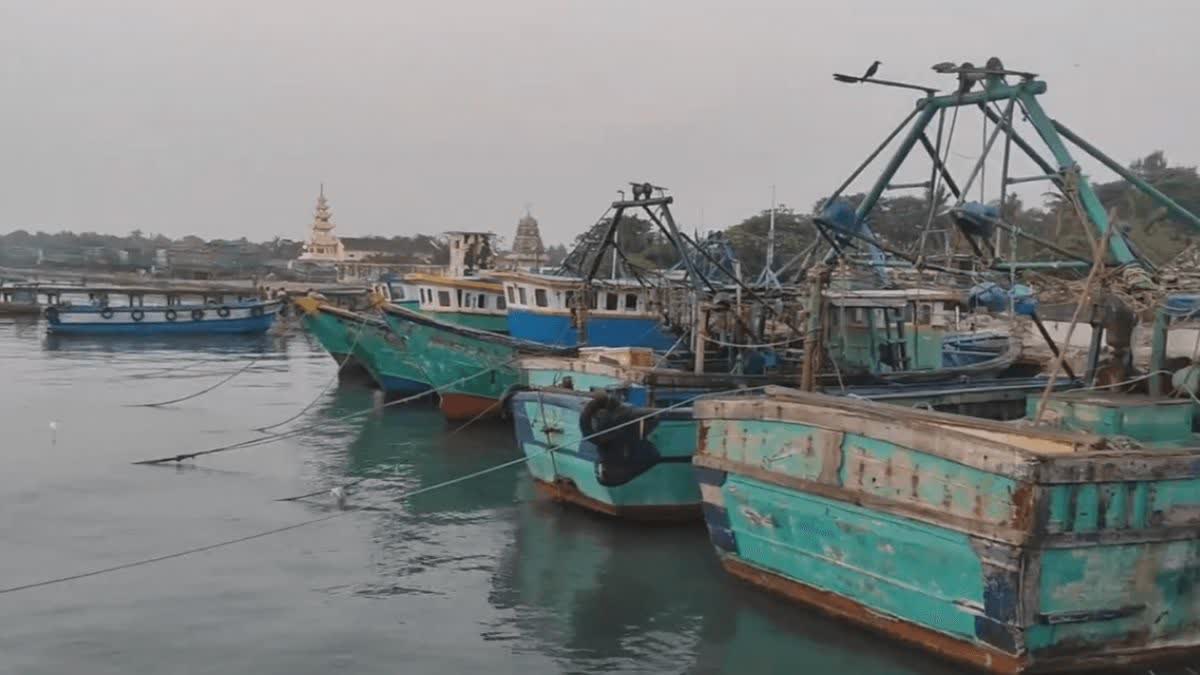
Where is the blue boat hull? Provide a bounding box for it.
[376,372,430,396]
[506,309,678,350]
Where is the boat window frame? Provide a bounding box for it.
[437,290,452,308]
[534,288,549,308]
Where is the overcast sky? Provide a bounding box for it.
[3,1,1198,245]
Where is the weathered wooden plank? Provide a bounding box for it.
[698,397,1045,479]
[693,453,1033,545]
[1035,454,1200,483]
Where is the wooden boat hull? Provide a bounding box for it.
[509,388,701,521]
[694,387,1200,673]
[379,303,567,421]
[417,309,508,334]
[297,301,427,393]
[350,321,431,396]
[45,301,280,335]
[299,309,369,378]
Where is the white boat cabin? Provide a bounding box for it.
[405,273,507,316]
[495,272,662,318]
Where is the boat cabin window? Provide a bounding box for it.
[518,287,528,306]
[477,294,487,309]
[506,286,516,304]
[437,290,451,307]
[497,295,506,310]
[605,293,619,311]
[564,290,575,309]
[624,293,638,311]
[456,289,464,307]
[535,288,548,308]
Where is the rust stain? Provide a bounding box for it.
[815,430,845,486]
[1009,482,1036,531]
[439,393,502,422]
[721,556,1026,674]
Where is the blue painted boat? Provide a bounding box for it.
[45,298,281,335]
[495,271,680,349]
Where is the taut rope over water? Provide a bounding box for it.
[131,357,523,465]
[126,357,263,408]
[2,385,768,595]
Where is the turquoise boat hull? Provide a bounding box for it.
[694,387,1200,673]
[509,389,700,521]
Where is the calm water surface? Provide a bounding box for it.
[0,318,966,675]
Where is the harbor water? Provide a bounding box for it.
[0,317,967,675]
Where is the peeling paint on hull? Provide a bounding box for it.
[509,389,702,521]
[694,387,1200,673]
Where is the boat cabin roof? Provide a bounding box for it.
[491,270,656,290]
[403,272,503,293]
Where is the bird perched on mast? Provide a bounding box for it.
[861,60,881,80]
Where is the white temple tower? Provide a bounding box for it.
[299,184,345,262]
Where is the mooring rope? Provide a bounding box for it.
[2,384,767,595]
[127,355,245,380]
[254,311,372,433]
[131,356,523,465]
[126,357,263,408]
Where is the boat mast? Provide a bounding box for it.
[757,185,781,288]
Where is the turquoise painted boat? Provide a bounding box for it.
[295,298,368,374]
[512,336,1063,523]
[509,387,700,521]
[377,301,567,421]
[693,386,1200,673]
[294,297,429,394]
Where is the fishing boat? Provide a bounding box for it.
[401,231,509,333]
[379,273,420,310]
[377,299,569,421]
[692,383,1200,673]
[291,296,429,393]
[506,179,1060,523]
[44,287,281,335]
[495,271,679,349]
[510,328,1055,524]
[687,59,1200,672]
[405,272,508,333]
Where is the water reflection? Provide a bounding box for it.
[489,492,963,674]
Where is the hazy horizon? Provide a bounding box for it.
[4,1,1199,246]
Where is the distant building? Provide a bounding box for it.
[440,231,496,278]
[298,184,345,262]
[504,210,545,270]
